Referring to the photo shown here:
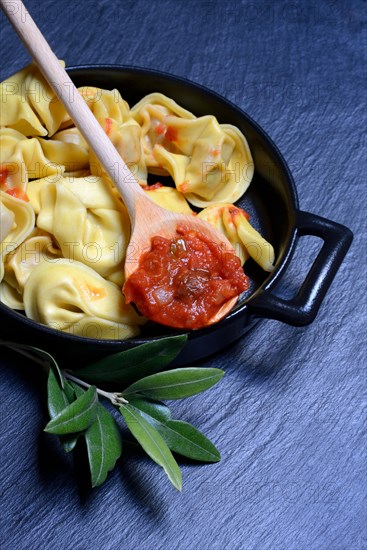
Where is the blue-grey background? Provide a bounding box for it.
[0,1,366,549]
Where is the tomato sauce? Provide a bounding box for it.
[5,187,30,201]
[123,225,249,329]
[0,165,9,185]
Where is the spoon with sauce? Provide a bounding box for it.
[1,0,248,329]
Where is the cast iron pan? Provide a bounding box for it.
[0,66,353,366]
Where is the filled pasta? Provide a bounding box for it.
[198,204,275,271]
[23,260,144,339]
[0,190,35,282]
[0,127,89,195]
[4,229,61,298]
[143,183,193,214]
[0,280,24,310]
[33,175,130,285]
[131,92,254,206]
[0,62,67,137]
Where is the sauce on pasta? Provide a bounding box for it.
[123,225,249,329]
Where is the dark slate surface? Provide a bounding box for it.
[0,1,366,549]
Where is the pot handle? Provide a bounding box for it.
[248,210,353,326]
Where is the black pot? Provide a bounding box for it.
[0,66,353,366]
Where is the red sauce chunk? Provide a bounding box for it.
[123,225,249,329]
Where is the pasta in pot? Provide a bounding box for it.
[23,260,144,340]
[198,204,275,272]
[130,93,196,173]
[4,229,62,298]
[0,127,89,192]
[0,63,275,339]
[143,184,193,214]
[34,176,130,286]
[130,92,254,206]
[0,62,68,137]
[0,190,35,282]
[79,86,130,125]
[0,280,24,310]
[89,119,148,186]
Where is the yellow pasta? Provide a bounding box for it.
[0,280,24,310]
[0,62,67,137]
[131,93,196,173]
[23,259,144,339]
[131,93,254,206]
[89,119,147,186]
[0,190,35,282]
[144,184,193,214]
[4,229,61,296]
[0,127,89,194]
[198,204,275,271]
[34,176,130,285]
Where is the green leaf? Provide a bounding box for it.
[85,404,123,487]
[154,420,221,463]
[122,368,224,400]
[129,399,220,462]
[44,385,98,435]
[47,368,69,419]
[72,335,187,385]
[63,381,76,403]
[128,396,172,423]
[46,369,78,452]
[70,381,84,398]
[120,404,182,491]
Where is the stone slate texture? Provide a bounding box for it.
[0,1,365,550]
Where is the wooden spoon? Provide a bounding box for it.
[1,0,242,326]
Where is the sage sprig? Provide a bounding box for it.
[1,335,224,490]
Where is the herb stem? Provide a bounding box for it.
[63,372,128,406]
[0,342,50,368]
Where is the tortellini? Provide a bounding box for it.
[0,280,24,310]
[198,204,275,272]
[29,175,130,286]
[80,86,147,185]
[0,127,89,195]
[0,62,275,340]
[0,62,68,137]
[24,260,144,340]
[131,93,254,207]
[144,184,193,214]
[0,190,35,282]
[130,93,196,173]
[4,229,61,299]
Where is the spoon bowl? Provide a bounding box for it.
[124,194,240,325]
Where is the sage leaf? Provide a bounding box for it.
[153,420,221,463]
[44,385,98,435]
[120,404,182,491]
[47,368,69,419]
[72,335,187,385]
[63,381,76,403]
[47,369,78,452]
[128,397,172,423]
[70,382,83,398]
[129,400,220,462]
[122,368,224,400]
[85,404,123,487]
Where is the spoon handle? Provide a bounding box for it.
[0,0,145,221]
